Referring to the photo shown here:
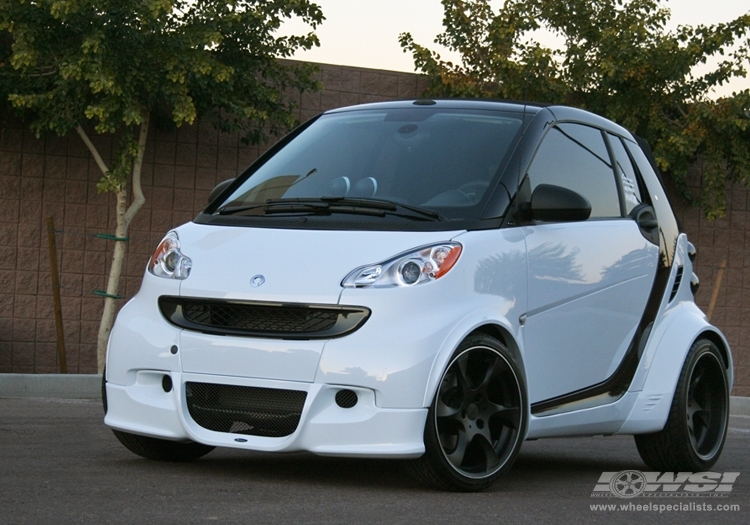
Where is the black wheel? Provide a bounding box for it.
[635,338,729,471]
[112,430,215,462]
[101,369,107,414]
[408,334,527,491]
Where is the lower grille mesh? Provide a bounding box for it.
[185,382,307,437]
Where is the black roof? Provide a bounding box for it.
[325,98,633,139]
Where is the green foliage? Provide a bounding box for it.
[96,134,139,193]
[0,0,324,189]
[400,0,750,218]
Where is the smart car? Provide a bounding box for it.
[103,99,732,491]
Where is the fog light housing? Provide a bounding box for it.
[335,389,358,409]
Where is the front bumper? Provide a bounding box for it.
[103,272,462,457]
[103,246,505,457]
[104,371,427,458]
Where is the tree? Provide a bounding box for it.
[400,0,750,219]
[0,0,324,372]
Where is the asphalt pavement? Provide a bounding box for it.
[0,396,748,525]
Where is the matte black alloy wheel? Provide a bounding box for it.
[408,334,527,491]
[437,346,523,476]
[635,338,729,471]
[685,349,727,459]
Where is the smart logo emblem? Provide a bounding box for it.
[250,275,265,287]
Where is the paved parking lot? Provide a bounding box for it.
[1,397,748,524]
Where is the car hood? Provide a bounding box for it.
[175,223,464,305]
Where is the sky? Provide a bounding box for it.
[282,0,750,98]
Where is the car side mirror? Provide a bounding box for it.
[208,178,235,204]
[529,183,591,222]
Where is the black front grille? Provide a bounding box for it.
[159,296,370,339]
[185,382,307,437]
[184,302,338,333]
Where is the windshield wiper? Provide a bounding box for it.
[317,197,445,221]
[265,198,387,217]
[218,198,384,217]
[218,197,444,221]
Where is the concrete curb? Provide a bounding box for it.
[0,374,101,399]
[730,396,750,418]
[1,374,749,417]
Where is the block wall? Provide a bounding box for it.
[0,62,747,396]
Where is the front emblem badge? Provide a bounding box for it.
[250,274,265,287]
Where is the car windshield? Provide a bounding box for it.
[217,107,524,221]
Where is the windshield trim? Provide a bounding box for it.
[194,212,504,232]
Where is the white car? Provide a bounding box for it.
[104,99,732,491]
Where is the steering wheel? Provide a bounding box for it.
[456,180,491,202]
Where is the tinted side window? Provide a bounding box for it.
[624,138,680,266]
[608,133,643,214]
[527,124,620,218]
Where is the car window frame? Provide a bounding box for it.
[603,132,652,215]
[522,121,624,221]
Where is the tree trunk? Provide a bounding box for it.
[77,112,151,373]
[96,188,129,373]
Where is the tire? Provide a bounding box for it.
[408,333,527,491]
[101,369,107,415]
[103,370,214,462]
[635,338,729,471]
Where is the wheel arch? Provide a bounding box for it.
[422,318,525,408]
[698,329,732,372]
[467,324,525,378]
[620,306,733,434]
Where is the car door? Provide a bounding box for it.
[520,123,660,405]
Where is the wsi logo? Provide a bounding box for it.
[591,471,740,498]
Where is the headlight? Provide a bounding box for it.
[148,231,192,279]
[342,242,462,288]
